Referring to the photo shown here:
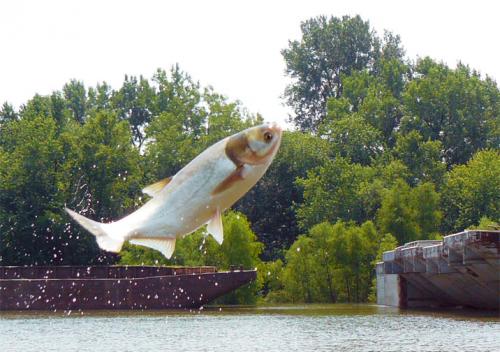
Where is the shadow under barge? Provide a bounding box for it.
[0,266,256,311]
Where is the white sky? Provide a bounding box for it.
[0,0,498,127]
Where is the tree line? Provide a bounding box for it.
[0,15,498,304]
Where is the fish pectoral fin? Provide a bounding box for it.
[206,208,224,244]
[142,176,172,197]
[129,238,176,259]
[212,165,248,196]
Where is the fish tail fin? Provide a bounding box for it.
[65,208,125,252]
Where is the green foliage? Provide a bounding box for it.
[63,80,87,123]
[112,75,155,148]
[442,150,500,232]
[0,102,18,123]
[257,259,284,301]
[468,217,500,231]
[0,115,65,265]
[281,235,316,302]
[62,111,142,220]
[296,157,374,229]
[280,221,384,303]
[282,15,379,131]
[401,58,499,166]
[319,114,384,165]
[341,59,408,146]
[412,182,442,238]
[394,130,446,186]
[376,180,442,244]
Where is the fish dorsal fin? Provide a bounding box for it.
[206,208,224,244]
[129,238,176,259]
[142,176,172,197]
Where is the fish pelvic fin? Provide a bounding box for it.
[206,208,224,244]
[129,238,176,259]
[65,208,124,252]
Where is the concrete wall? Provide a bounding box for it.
[376,262,402,307]
[376,230,499,310]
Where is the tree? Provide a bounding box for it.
[18,94,53,120]
[308,222,339,302]
[442,150,500,232]
[357,82,402,146]
[370,30,408,99]
[376,179,442,244]
[63,79,87,123]
[411,182,442,238]
[376,179,419,244]
[341,58,408,145]
[401,58,500,165]
[282,15,378,131]
[0,116,65,265]
[144,111,201,180]
[281,235,316,302]
[319,114,384,165]
[0,102,17,123]
[375,233,398,262]
[87,82,112,112]
[279,220,383,303]
[112,76,155,148]
[296,157,374,229]
[394,130,446,186]
[258,259,285,301]
[153,65,205,136]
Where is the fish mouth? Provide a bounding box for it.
[267,122,282,135]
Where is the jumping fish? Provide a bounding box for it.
[65,123,282,259]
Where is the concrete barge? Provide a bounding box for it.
[0,265,256,311]
[376,230,499,310]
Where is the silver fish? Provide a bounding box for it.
[66,123,282,258]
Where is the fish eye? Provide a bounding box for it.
[263,131,273,143]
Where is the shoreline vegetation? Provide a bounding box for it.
[0,15,498,305]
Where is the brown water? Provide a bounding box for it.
[0,304,498,352]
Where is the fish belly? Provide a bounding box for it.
[118,146,271,241]
[123,158,233,240]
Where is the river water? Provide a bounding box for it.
[0,304,498,352]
